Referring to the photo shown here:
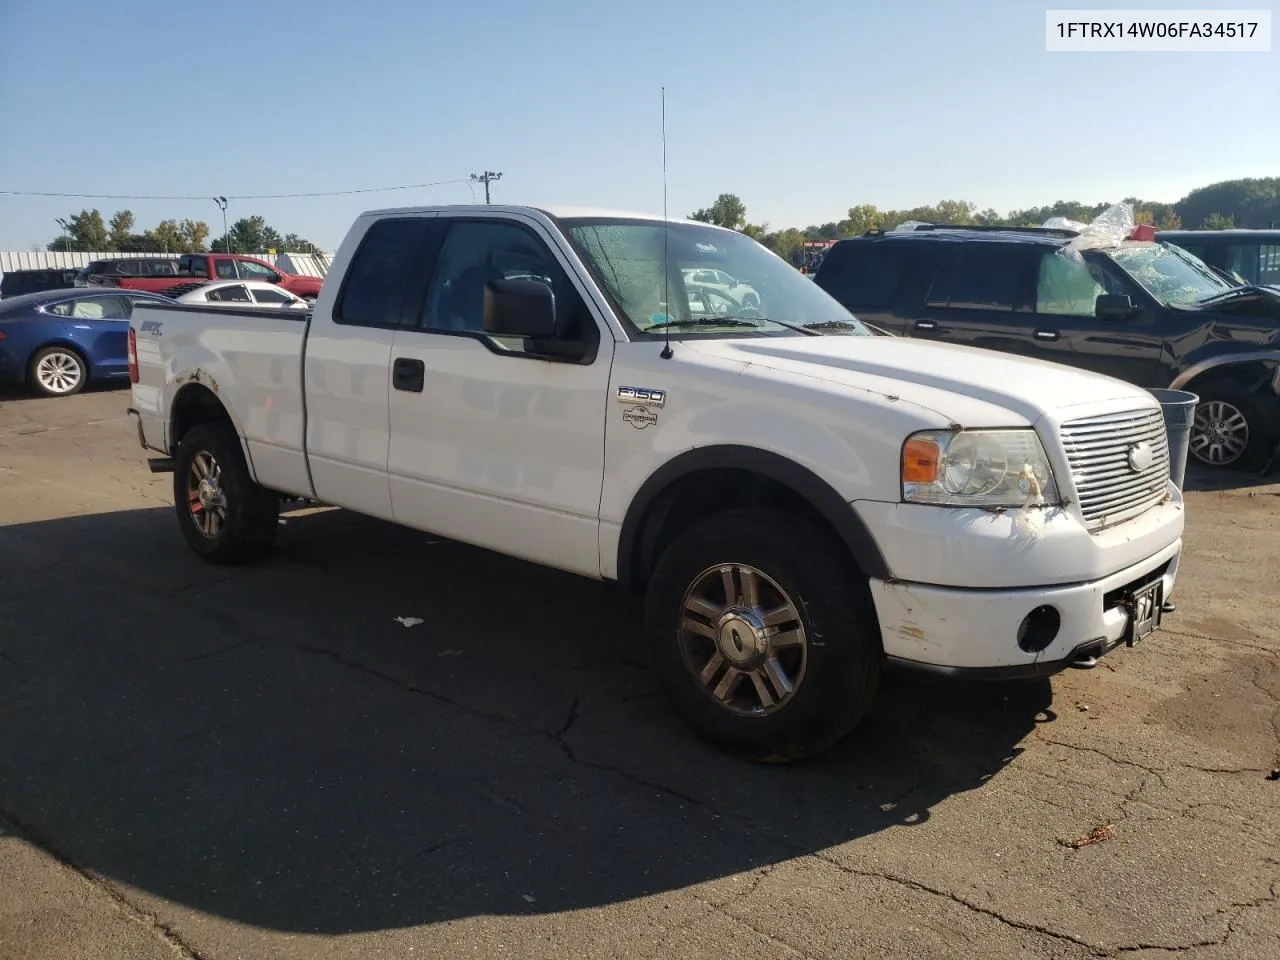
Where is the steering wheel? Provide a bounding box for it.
[694,288,763,320]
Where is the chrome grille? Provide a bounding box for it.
[1060,408,1170,530]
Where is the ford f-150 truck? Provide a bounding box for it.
[127,204,1186,761]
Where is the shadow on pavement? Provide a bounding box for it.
[0,505,1054,934]
[1181,461,1280,492]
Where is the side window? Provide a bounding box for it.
[1227,243,1280,285]
[208,285,251,303]
[116,260,142,276]
[335,217,433,327]
[926,245,1024,312]
[238,259,278,280]
[214,259,238,280]
[147,261,177,277]
[70,296,127,319]
[422,221,556,335]
[252,287,293,305]
[1260,245,1280,285]
[815,243,907,308]
[1034,253,1108,316]
[184,258,209,278]
[47,301,74,317]
[420,219,594,354]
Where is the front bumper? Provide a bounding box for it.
[869,537,1181,677]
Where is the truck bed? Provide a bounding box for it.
[130,301,314,498]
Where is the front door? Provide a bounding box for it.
[1023,251,1165,387]
[387,213,614,578]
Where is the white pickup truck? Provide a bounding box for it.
[128,204,1185,761]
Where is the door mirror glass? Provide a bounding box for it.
[1095,293,1136,319]
[483,278,556,337]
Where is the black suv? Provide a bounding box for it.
[0,268,80,299]
[814,225,1280,471]
[74,257,181,287]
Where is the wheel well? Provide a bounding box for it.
[169,384,234,454]
[1183,360,1279,398]
[620,458,888,591]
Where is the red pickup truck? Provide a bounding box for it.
[81,254,323,301]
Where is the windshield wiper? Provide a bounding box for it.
[802,319,860,330]
[645,316,764,331]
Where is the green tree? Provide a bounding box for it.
[843,204,883,235]
[689,194,747,230]
[280,232,319,253]
[1176,177,1280,229]
[47,208,109,250]
[108,210,135,249]
[1157,211,1182,229]
[178,219,210,251]
[1201,212,1236,230]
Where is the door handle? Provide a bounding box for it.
[392,357,425,392]
[1033,329,1060,341]
[914,319,938,331]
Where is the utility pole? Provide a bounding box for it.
[212,196,229,252]
[470,171,502,204]
[54,217,73,251]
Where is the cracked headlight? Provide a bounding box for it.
[901,429,1061,507]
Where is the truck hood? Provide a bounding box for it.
[685,335,1156,426]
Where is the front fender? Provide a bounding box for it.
[1170,349,1280,395]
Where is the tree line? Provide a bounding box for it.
[46,209,321,255]
[689,177,1280,267]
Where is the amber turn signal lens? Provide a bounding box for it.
[902,437,940,484]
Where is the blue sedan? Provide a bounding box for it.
[0,288,174,397]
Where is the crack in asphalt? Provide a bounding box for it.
[0,807,208,960]
[1036,735,1269,778]
[1108,879,1280,955]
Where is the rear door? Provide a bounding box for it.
[813,240,913,334]
[302,215,437,520]
[912,242,1039,355]
[47,294,132,377]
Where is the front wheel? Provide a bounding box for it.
[173,424,279,564]
[1189,378,1279,470]
[645,510,882,762]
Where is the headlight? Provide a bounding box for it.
[901,429,1060,507]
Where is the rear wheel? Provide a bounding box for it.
[645,510,882,762]
[173,424,279,564]
[29,346,86,397]
[1189,378,1279,470]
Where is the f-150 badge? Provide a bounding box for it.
[616,386,665,408]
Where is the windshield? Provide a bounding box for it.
[1104,241,1235,306]
[559,217,870,338]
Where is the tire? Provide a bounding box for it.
[173,424,279,564]
[29,346,87,397]
[645,509,882,762]
[1189,377,1280,471]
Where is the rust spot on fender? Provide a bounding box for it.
[900,624,926,642]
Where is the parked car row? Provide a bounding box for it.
[75,253,323,301]
[0,278,312,397]
[812,224,1280,471]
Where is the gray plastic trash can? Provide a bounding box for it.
[1147,388,1199,490]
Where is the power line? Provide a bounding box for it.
[0,177,475,202]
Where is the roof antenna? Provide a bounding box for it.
[659,85,673,360]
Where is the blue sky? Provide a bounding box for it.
[0,0,1275,251]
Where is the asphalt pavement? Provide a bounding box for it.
[1,386,1277,960]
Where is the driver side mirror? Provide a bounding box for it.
[483,278,557,338]
[1095,293,1137,320]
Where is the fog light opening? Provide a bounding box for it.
[1017,605,1061,654]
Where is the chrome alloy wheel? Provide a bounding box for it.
[186,451,227,538]
[35,350,83,394]
[677,563,808,716]
[1191,399,1249,466]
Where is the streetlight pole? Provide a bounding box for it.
[470,171,502,204]
[212,196,229,252]
[54,217,73,251]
